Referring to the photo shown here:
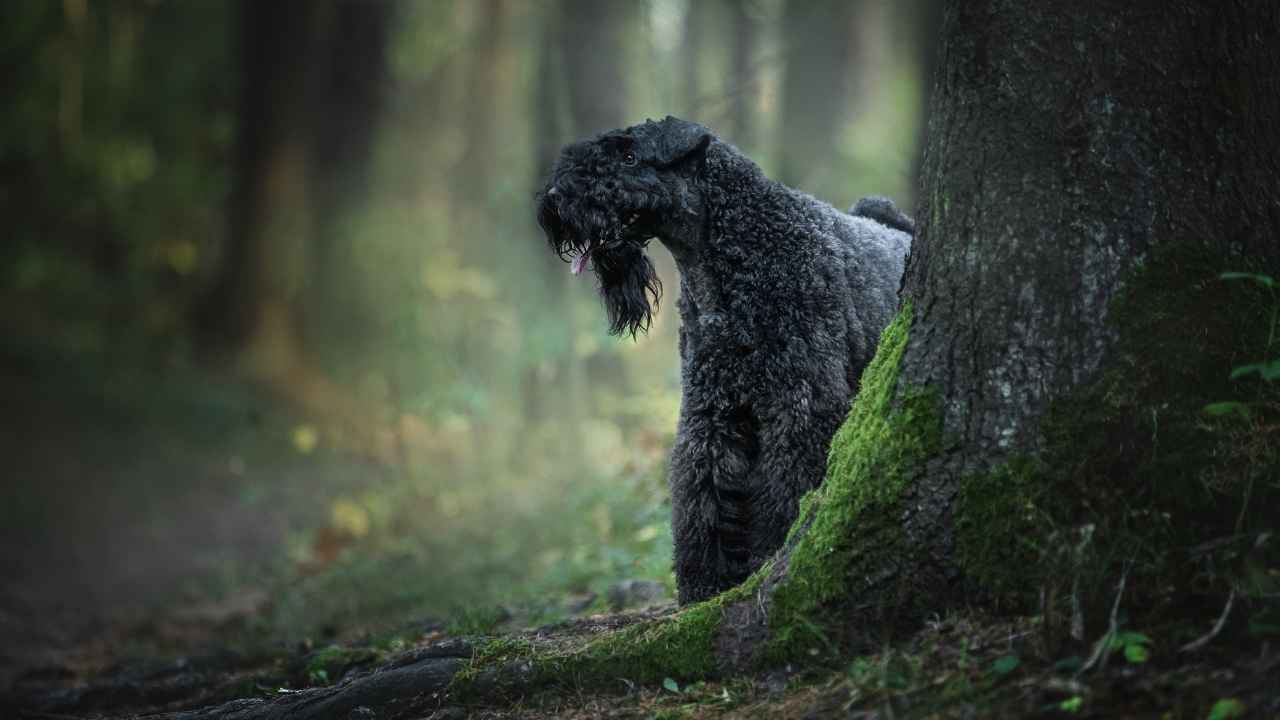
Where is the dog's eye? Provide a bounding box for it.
[622,152,638,166]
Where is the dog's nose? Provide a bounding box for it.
[544,186,563,210]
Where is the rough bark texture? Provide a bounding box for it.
[898,0,1280,599]
[149,644,470,720]
[906,0,1278,466]
[716,0,1280,664]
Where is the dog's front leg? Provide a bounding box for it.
[748,383,850,568]
[668,407,757,604]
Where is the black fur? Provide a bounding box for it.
[537,117,912,603]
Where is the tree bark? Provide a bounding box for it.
[908,0,942,191]
[742,0,1280,659]
[901,0,1279,550]
[777,0,857,190]
[196,0,320,364]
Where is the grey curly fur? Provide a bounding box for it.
[536,117,911,604]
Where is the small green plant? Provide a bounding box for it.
[1107,631,1152,664]
[991,654,1020,676]
[1207,698,1247,720]
[1204,272,1279,420]
[446,604,509,635]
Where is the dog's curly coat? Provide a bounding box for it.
[537,117,912,604]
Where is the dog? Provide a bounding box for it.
[536,117,912,603]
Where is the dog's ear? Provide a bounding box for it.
[654,116,712,170]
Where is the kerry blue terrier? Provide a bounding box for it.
[536,117,912,604]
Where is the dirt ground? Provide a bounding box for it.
[0,346,380,692]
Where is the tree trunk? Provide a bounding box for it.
[776,0,856,190]
[908,0,942,190]
[522,0,635,427]
[559,0,631,137]
[735,0,1280,661]
[195,0,397,459]
[453,0,510,211]
[726,0,758,150]
[311,0,392,354]
[196,0,320,366]
[679,0,710,118]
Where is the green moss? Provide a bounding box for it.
[764,305,943,662]
[955,457,1044,610]
[449,583,755,698]
[577,590,739,680]
[471,636,535,666]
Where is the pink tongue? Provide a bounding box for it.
[571,248,591,275]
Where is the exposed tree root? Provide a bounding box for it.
[146,643,470,720]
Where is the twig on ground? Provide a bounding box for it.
[1078,562,1130,675]
[1179,589,1236,653]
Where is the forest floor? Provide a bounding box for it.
[1,343,1277,719]
[0,340,384,692]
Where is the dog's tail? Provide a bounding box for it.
[852,196,915,235]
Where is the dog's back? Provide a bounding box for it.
[829,200,912,391]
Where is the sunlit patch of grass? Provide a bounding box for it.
[257,448,675,643]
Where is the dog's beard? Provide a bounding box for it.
[594,244,662,337]
[537,193,662,336]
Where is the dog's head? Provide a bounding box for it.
[536,116,713,336]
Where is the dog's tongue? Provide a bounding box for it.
[571,247,591,275]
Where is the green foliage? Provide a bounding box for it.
[469,636,534,668]
[1207,698,1247,720]
[264,452,675,640]
[990,655,1020,675]
[2,1,233,359]
[1107,631,1152,664]
[1211,270,1280,395]
[447,605,510,637]
[1059,695,1084,713]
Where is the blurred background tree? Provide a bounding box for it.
[0,0,935,670]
